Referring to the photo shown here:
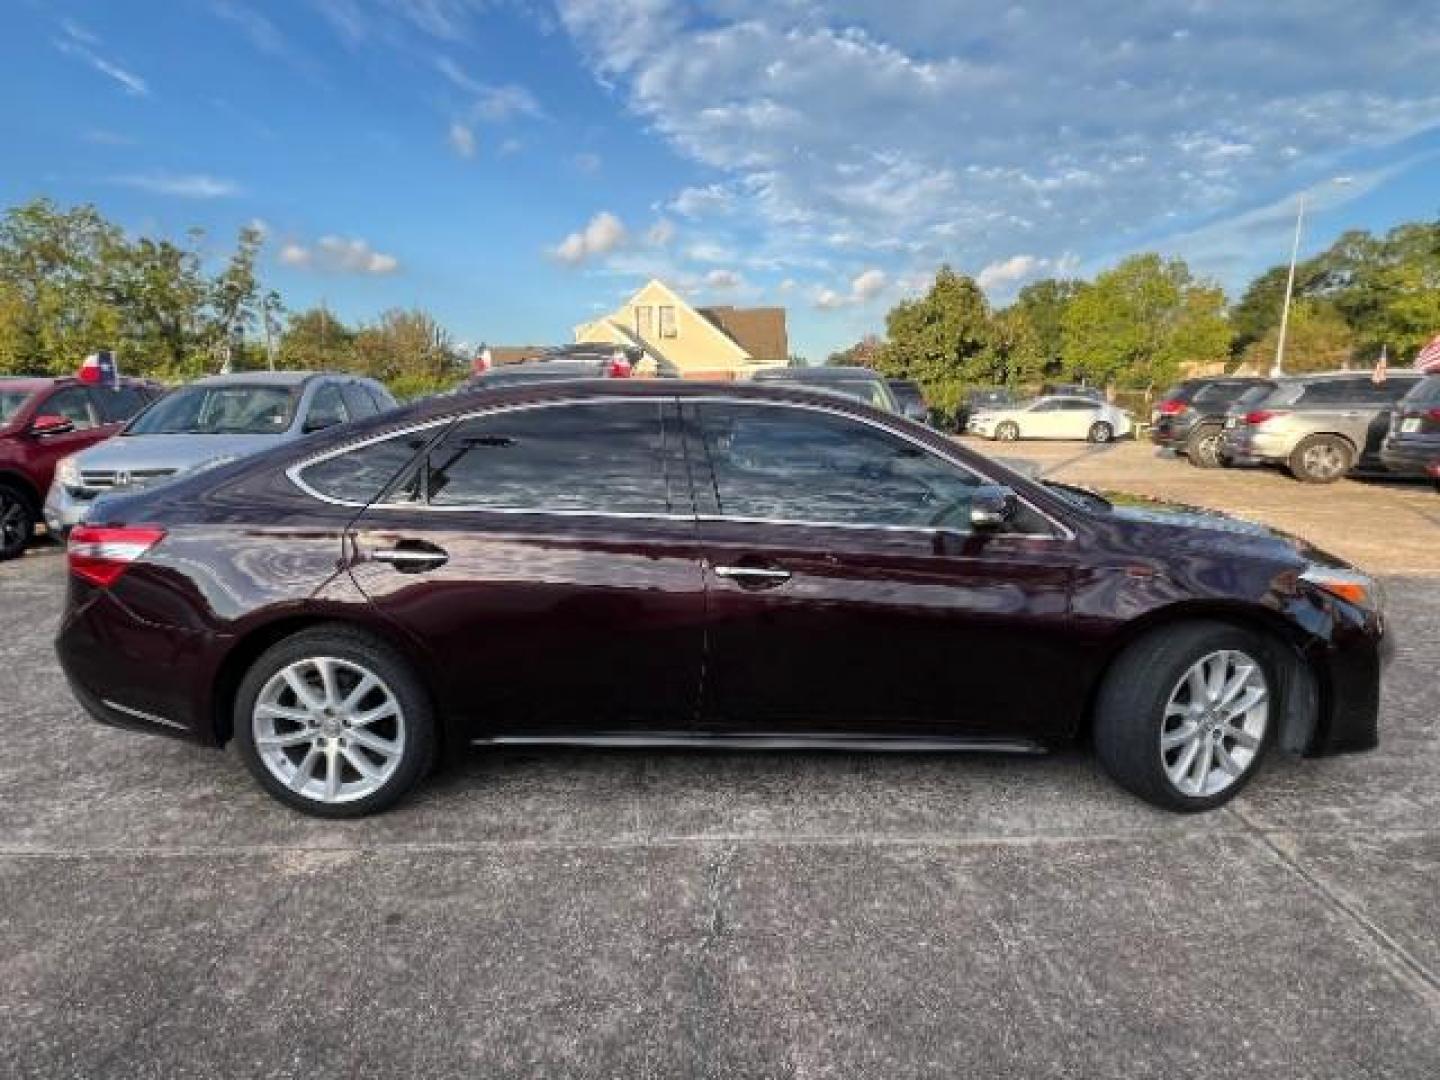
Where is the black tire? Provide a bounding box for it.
[1087,421,1113,444]
[994,421,1020,442]
[1093,621,1278,812]
[0,482,36,561]
[1288,434,1353,484]
[234,625,436,818]
[1185,424,1224,468]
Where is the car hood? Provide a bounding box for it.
[74,433,287,472]
[1105,494,1350,569]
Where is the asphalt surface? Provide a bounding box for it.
[2,441,1438,1078]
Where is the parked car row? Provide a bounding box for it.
[1153,370,1438,485]
[0,372,396,560]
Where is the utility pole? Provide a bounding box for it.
[1272,176,1351,378]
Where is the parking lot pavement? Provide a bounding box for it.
[2,452,1439,1078]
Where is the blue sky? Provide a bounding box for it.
[3,0,1438,360]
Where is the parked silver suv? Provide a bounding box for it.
[45,371,395,531]
[1219,371,1425,483]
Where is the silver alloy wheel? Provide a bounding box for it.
[253,656,406,804]
[1160,649,1268,797]
[1195,431,1221,466]
[1301,440,1347,480]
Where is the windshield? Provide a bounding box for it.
[125,384,298,435]
[0,389,34,426]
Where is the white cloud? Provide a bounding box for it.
[646,218,676,246]
[572,151,602,174]
[852,268,888,301]
[812,268,889,309]
[448,121,477,158]
[280,235,400,274]
[977,255,1042,290]
[705,268,743,289]
[55,22,150,97]
[436,58,544,122]
[551,211,627,265]
[112,173,241,198]
[556,0,1440,304]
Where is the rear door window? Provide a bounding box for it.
[304,383,350,430]
[422,400,672,514]
[91,386,148,423]
[341,382,379,419]
[1295,378,1368,405]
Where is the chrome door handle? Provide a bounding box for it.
[714,564,792,585]
[370,546,448,572]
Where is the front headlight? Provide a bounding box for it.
[1300,566,1384,611]
[55,455,82,489]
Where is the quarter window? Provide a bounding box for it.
[43,388,97,429]
[697,402,981,529]
[342,382,379,419]
[92,385,148,423]
[422,401,671,513]
[300,432,430,505]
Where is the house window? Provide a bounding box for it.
[658,305,677,339]
[635,305,654,337]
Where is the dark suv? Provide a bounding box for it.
[1151,377,1274,468]
[1379,375,1440,480]
[0,376,159,559]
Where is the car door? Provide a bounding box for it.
[337,397,708,738]
[683,398,1082,741]
[1022,399,1061,438]
[28,386,109,489]
[1357,376,1421,468]
[1055,398,1101,439]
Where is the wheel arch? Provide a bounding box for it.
[1078,601,1323,755]
[0,469,41,510]
[210,613,456,759]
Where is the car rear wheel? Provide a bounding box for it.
[1094,622,1275,812]
[1186,424,1224,468]
[234,627,436,817]
[0,483,36,561]
[994,421,1020,441]
[1289,434,1353,484]
[1087,421,1113,444]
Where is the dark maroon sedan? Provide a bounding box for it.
[56,380,1389,817]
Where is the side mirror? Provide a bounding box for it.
[970,484,1019,530]
[30,414,75,437]
[303,415,339,434]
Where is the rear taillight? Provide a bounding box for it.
[1245,409,1286,426]
[607,358,633,378]
[1157,399,1186,415]
[1427,408,1440,422]
[68,525,166,586]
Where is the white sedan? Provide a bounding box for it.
[967,394,1133,443]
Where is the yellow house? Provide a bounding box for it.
[573,279,787,380]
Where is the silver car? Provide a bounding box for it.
[1218,371,1425,483]
[45,372,395,531]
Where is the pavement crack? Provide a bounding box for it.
[1232,807,1440,1009]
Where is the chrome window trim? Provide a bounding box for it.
[285,392,1074,540]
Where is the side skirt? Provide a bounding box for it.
[473,732,1048,754]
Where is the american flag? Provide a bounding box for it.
[1417,333,1440,374]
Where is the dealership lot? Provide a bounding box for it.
[2,440,1438,1078]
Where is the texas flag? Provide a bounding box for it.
[78,350,119,388]
[472,345,493,375]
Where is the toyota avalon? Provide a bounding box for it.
[56,380,1389,817]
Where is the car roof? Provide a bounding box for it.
[187,371,331,388]
[1279,370,1423,384]
[752,366,884,381]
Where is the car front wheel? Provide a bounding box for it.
[234,626,436,817]
[1093,622,1275,812]
[0,483,36,561]
[1088,421,1113,443]
[1186,424,1224,468]
[1289,434,1353,483]
[994,421,1020,441]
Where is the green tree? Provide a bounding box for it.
[1012,278,1083,366]
[1241,300,1357,374]
[208,222,266,371]
[352,308,463,398]
[877,266,992,415]
[1061,254,1229,389]
[981,307,1045,387]
[827,334,883,368]
[278,306,354,372]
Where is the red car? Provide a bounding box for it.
[0,376,159,559]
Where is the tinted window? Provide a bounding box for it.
[1294,378,1369,405]
[1361,377,1422,404]
[1193,381,1264,407]
[0,388,34,424]
[424,401,670,513]
[1403,376,1440,404]
[698,402,980,528]
[128,384,297,435]
[301,432,429,505]
[306,383,349,430]
[42,388,97,429]
[1056,398,1099,411]
[341,383,379,419]
[92,386,148,422]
